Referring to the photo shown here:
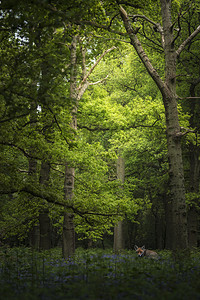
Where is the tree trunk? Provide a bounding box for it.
[163,93,187,249]
[62,165,75,259]
[113,156,125,252]
[28,105,39,249]
[39,211,51,250]
[62,35,77,259]
[39,161,51,250]
[157,0,188,249]
[62,212,75,259]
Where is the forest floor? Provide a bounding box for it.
[0,246,200,299]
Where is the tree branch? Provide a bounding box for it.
[119,5,167,96]
[0,185,122,218]
[89,75,109,86]
[78,46,116,90]
[0,142,41,160]
[79,118,160,131]
[176,25,200,57]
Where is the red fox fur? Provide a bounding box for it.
[134,245,158,258]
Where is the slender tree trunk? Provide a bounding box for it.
[62,165,76,259]
[62,35,78,259]
[39,161,51,250]
[113,156,125,252]
[28,104,40,249]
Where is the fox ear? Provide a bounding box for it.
[142,245,145,250]
[134,245,138,250]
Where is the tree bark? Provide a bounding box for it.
[28,104,40,249]
[113,156,125,252]
[39,161,51,250]
[62,162,76,259]
[160,2,187,249]
[62,36,77,259]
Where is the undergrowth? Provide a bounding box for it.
[0,246,200,299]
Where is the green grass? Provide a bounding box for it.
[0,246,200,299]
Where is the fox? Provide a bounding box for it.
[134,245,158,259]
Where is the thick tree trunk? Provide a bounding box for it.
[62,212,75,259]
[113,156,125,252]
[160,0,188,249]
[163,94,188,249]
[39,211,51,250]
[114,221,124,252]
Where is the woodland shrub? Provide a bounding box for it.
[0,247,200,299]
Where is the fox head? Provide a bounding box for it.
[134,245,146,257]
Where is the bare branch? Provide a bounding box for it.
[78,46,116,89]
[179,97,200,100]
[130,14,164,47]
[79,118,160,131]
[46,105,71,145]
[89,75,109,86]
[119,5,167,95]
[176,25,200,57]
[172,13,182,46]
[175,126,196,138]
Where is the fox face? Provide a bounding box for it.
[134,245,146,257]
[134,245,158,258]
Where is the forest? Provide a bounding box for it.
[1,0,200,298]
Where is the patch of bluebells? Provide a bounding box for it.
[1,248,200,299]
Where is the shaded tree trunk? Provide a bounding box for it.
[39,161,51,250]
[113,156,125,252]
[28,104,40,249]
[62,35,78,259]
[62,164,76,259]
